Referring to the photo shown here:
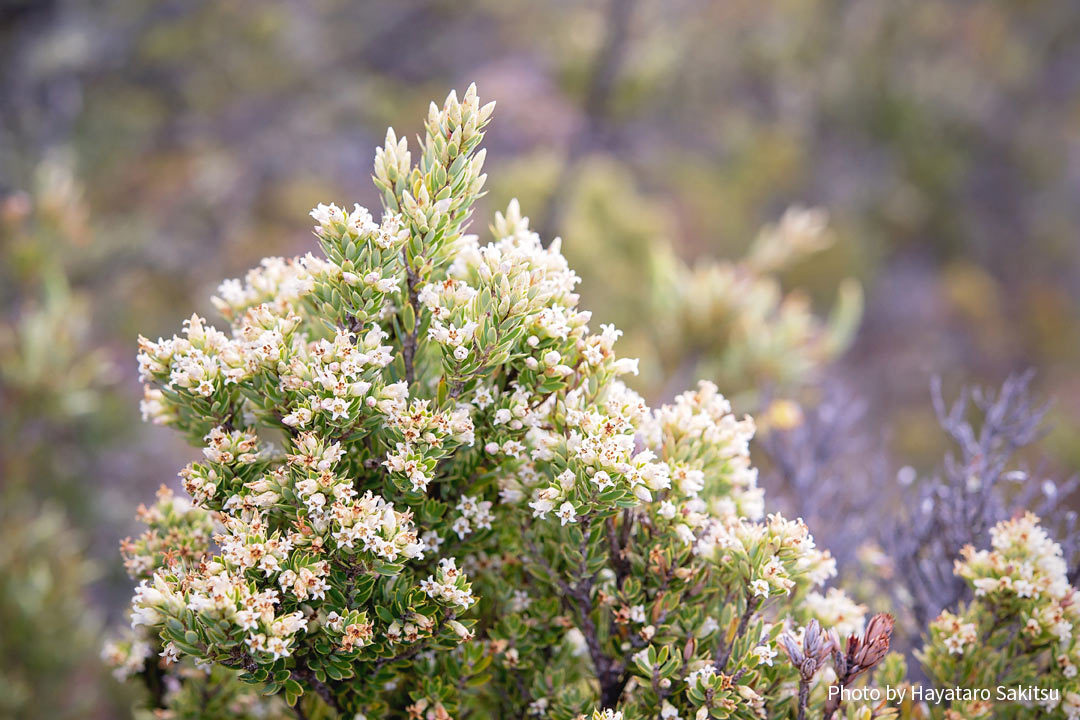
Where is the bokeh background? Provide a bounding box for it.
[2,0,1080,716]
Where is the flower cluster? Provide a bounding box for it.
[803,588,868,639]
[101,632,153,681]
[109,86,896,720]
[120,485,215,580]
[919,512,1080,718]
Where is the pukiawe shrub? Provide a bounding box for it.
[104,85,1076,720]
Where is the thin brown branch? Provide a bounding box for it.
[290,666,341,715]
[796,677,810,720]
[606,514,631,589]
[521,516,626,707]
[714,593,761,672]
[138,657,168,709]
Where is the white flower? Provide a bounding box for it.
[310,202,345,230]
[160,642,181,664]
[282,407,312,427]
[752,644,777,666]
[750,579,770,598]
[322,397,350,421]
[510,590,531,612]
[530,498,554,519]
[612,357,639,376]
[473,386,494,409]
[452,517,472,539]
[687,664,717,690]
[593,711,623,720]
[944,634,966,655]
[527,698,549,716]
[556,502,577,526]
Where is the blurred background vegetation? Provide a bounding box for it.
[2,0,1079,716]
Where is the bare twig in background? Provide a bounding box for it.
[758,383,885,570]
[764,372,1079,662]
[882,371,1079,634]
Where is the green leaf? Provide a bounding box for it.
[464,672,491,688]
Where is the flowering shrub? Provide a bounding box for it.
[919,512,1080,719]
[109,86,901,719]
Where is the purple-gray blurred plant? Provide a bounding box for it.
[758,384,887,570]
[883,371,1079,634]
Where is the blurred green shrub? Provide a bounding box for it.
[495,156,861,406]
[0,156,118,507]
[0,157,131,719]
[648,207,861,406]
[0,500,103,719]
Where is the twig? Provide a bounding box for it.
[290,666,342,715]
[522,517,626,707]
[606,514,631,589]
[795,677,810,720]
[714,593,761,672]
[138,657,168,709]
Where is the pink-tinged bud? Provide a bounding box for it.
[844,612,894,677]
[448,620,473,641]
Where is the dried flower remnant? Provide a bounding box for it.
[822,613,895,719]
